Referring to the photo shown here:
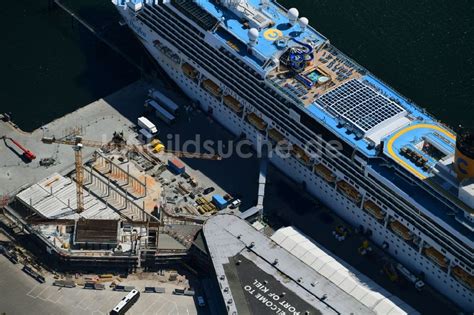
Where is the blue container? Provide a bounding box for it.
[168,159,185,174]
[212,194,227,210]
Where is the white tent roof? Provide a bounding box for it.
[271,226,417,315]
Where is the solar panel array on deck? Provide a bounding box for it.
[316,79,406,132]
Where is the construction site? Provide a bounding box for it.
[0,79,252,278]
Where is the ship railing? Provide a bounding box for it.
[143,6,296,127]
[146,4,309,137]
[142,3,473,265]
[157,2,297,108]
[267,79,305,107]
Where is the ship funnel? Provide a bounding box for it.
[288,8,299,25]
[248,28,259,47]
[455,127,474,181]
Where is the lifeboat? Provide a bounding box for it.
[246,113,267,131]
[291,145,311,165]
[424,247,448,269]
[182,63,198,80]
[452,266,474,289]
[223,95,243,113]
[336,180,361,203]
[202,79,221,98]
[363,200,385,220]
[313,164,336,183]
[389,220,412,241]
[268,128,285,143]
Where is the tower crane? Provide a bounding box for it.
[41,134,221,213]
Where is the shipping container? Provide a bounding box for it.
[146,99,176,124]
[184,289,195,296]
[138,116,157,134]
[139,128,154,144]
[168,158,185,174]
[144,287,166,293]
[212,194,228,210]
[22,265,45,283]
[148,89,179,115]
[173,288,185,295]
[53,280,76,288]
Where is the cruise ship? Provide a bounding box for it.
[112,0,474,311]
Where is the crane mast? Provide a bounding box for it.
[73,143,84,213]
[42,134,222,214]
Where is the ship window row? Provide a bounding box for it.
[139,8,287,118]
[158,5,262,79]
[141,5,470,266]
[300,123,472,265]
[155,5,321,144]
[305,130,472,266]
[154,5,301,115]
[151,4,370,161]
[147,5,290,118]
[365,173,472,267]
[149,3,205,39]
[139,9,313,144]
[138,12,302,139]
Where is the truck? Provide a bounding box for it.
[145,99,176,125]
[139,128,154,144]
[53,280,76,288]
[22,265,45,283]
[148,88,179,115]
[395,263,425,291]
[138,116,157,134]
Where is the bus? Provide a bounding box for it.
[110,289,140,315]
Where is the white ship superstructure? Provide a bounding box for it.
[112,0,474,311]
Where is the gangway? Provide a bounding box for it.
[257,155,268,215]
[240,151,268,221]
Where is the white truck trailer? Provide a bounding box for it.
[137,116,157,134]
[145,99,176,125]
[148,88,179,115]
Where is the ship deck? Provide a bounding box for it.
[369,162,473,242]
[383,122,456,179]
[267,45,363,106]
[193,0,326,66]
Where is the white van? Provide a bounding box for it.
[230,199,241,209]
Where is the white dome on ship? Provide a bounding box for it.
[288,8,299,23]
[248,28,259,42]
[298,17,309,29]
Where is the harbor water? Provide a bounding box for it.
[0,0,473,130]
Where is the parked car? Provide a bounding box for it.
[230,199,241,209]
[203,187,215,195]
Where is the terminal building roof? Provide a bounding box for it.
[203,214,419,315]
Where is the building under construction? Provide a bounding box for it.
[8,134,229,272]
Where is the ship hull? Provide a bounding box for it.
[119,7,474,311]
